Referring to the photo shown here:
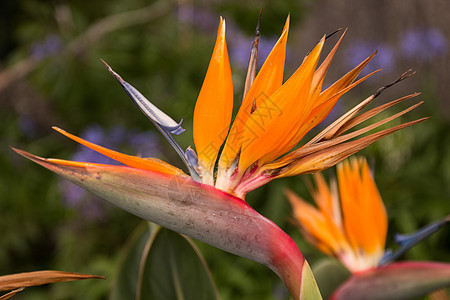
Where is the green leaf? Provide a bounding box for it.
[110,222,219,300]
[312,258,351,299]
[110,222,155,300]
[138,227,220,300]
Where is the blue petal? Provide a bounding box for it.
[185,147,199,169]
[118,79,185,134]
[102,60,200,181]
[379,216,449,266]
[166,119,186,135]
[394,216,449,247]
[379,249,393,266]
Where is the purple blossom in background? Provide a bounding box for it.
[128,130,162,157]
[400,28,447,61]
[177,6,218,34]
[345,40,395,75]
[177,3,194,24]
[229,35,278,70]
[60,124,162,221]
[71,125,118,165]
[228,34,252,69]
[177,5,283,70]
[30,34,63,60]
[18,117,37,138]
[59,181,106,220]
[317,100,344,130]
[258,37,279,67]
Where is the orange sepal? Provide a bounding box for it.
[288,51,378,150]
[286,69,380,152]
[193,17,233,179]
[218,16,290,169]
[319,51,377,106]
[238,37,325,172]
[309,29,347,103]
[338,158,386,254]
[286,188,347,256]
[312,172,335,219]
[292,52,378,147]
[361,160,388,251]
[52,127,185,176]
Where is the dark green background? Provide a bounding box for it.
[1,0,449,299]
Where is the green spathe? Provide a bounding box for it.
[331,261,450,300]
[14,148,320,299]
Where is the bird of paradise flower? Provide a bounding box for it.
[286,157,450,299]
[14,15,426,299]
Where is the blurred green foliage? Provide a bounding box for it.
[111,223,219,300]
[1,0,448,299]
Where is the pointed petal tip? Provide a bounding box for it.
[193,14,233,178]
[419,116,431,122]
[332,27,347,40]
[13,148,92,178]
[254,9,262,36]
[169,118,185,135]
[100,59,124,83]
[339,27,348,38]
[0,270,104,294]
[381,215,449,265]
[99,58,109,69]
[52,126,64,133]
[283,13,290,31]
[11,147,48,166]
[12,147,88,170]
[219,16,225,28]
[365,49,378,60]
[325,28,345,41]
[11,147,36,160]
[52,126,77,141]
[368,69,382,76]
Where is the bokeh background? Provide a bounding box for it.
[1,0,449,299]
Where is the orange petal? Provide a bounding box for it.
[334,93,421,137]
[338,158,386,255]
[272,95,422,170]
[218,16,290,170]
[293,52,378,148]
[319,51,377,105]
[193,17,233,181]
[312,172,334,218]
[241,15,290,112]
[309,29,347,101]
[338,159,362,251]
[52,127,185,176]
[361,160,387,251]
[286,69,380,151]
[238,37,325,172]
[286,188,347,256]
[271,117,427,178]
